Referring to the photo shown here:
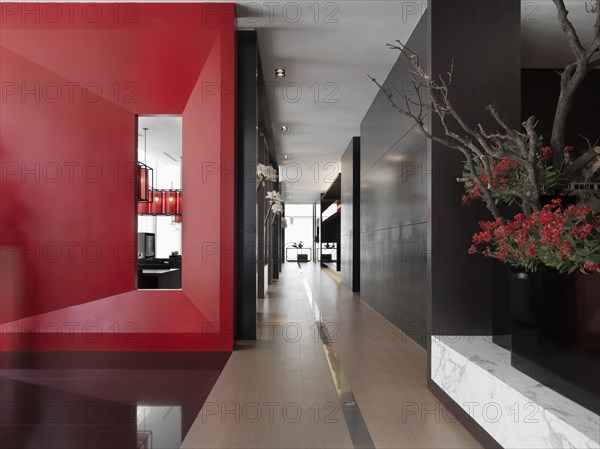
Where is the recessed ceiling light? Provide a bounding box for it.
[280,125,289,132]
[275,68,286,78]
[283,155,289,159]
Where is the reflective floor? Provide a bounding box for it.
[182,263,481,448]
[0,352,229,449]
[1,263,482,449]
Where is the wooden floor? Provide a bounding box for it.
[181,263,481,449]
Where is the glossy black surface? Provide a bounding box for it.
[426,3,521,448]
[341,137,360,292]
[359,18,430,347]
[522,69,600,149]
[321,176,341,271]
[236,30,258,340]
[0,352,229,449]
[511,271,600,414]
[429,0,520,339]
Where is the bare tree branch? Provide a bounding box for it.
[550,0,600,170]
[369,2,599,219]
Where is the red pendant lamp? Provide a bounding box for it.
[164,190,178,215]
[150,190,165,215]
[137,127,153,203]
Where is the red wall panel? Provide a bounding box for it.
[0,3,236,351]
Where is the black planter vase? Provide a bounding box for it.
[511,268,600,414]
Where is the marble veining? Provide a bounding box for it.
[431,336,600,449]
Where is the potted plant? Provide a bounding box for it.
[370,0,600,412]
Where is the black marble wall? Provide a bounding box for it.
[359,20,430,348]
[341,137,360,291]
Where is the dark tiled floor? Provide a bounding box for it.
[0,352,229,449]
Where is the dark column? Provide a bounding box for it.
[428,0,521,343]
[341,137,360,292]
[257,135,266,299]
[425,2,521,447]
[235,30,258,340]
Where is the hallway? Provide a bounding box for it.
[182,263,481,449]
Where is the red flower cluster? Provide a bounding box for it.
[469,199,600,273]
[462,157,523,204]
[539,146,553,160]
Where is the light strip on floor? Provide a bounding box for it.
[297,263,376,449]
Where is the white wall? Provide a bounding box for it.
[137,216,181,259]
[139,154,181,190]
[284,204,314,260]
[137,405,181,449]
[156,216,181,258]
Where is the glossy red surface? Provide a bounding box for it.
[0,3,236,351]
[0,351,230,448]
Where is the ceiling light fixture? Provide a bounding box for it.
[275,68,286,78]
[280,125,289,132]
[163,152,178,162]
[283,155,289,160]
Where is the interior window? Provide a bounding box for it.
[136,116,183,290]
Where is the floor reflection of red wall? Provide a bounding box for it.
[0,3,235,351]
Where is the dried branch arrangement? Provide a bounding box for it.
[369,0,600,219]
[369,0,600,273]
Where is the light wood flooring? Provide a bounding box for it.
[181,262,481,449]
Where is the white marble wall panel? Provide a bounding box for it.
[431,336,599,449]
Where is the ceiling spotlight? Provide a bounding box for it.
[275,68,286,78]
[280,125,289,132]
[283,155,289,160]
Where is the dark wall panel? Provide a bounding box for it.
[429,0,521,339]
[236,30,258,340]
[341,137,360,291]
[359,18,430,348]
[522,69,600,148]
[361,223,428,343]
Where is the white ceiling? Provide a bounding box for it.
[522,0,598,68]
[138,116,182,166]
[238,1,428,202]
[132,1,596,204]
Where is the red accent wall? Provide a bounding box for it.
[0,3,235,351]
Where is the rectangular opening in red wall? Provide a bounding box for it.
[136,116,183,290]
[0,3,235,351]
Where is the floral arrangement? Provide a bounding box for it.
[265,190,284,223]
[256,163,278,192]
[369,1,600,274]
[470,199,600,273]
